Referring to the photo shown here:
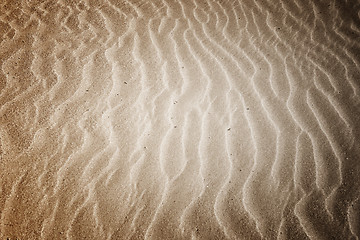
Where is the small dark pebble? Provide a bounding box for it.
[227,128,231,131]
[124,81,127,84]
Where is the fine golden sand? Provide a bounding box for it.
[1,0,360,239]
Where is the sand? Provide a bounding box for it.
[1,0,360,239]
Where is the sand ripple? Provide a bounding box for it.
[1,0,360,239]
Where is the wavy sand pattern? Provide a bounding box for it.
[1,0,360,239]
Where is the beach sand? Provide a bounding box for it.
[1,0,360,239]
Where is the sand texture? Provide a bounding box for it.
[1,0,360,239]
